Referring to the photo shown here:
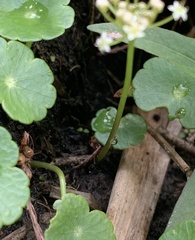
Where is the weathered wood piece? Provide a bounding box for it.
[106,108,182,240]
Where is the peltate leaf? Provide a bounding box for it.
[159,220,195,240]
[0,126,30,228]
[45,193,116,240]
[0,37,56,124]
[133,57,195,128]
[0,0,75,41]
[91,107,147,149]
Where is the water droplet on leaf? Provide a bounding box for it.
[175,108,186,119]
[105,110,114,123]
[172,84,190,98]
[110,137,118,145]
[9,0,48,25]
[97,108,115,129]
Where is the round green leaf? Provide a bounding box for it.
[159,220,195,240]
[0,38,56,124]
[0,126,19,167]
[91,107,147,149]
[0,0,75,41]
[116,113,147,149]
[133,57,195,128]
[91,107,117,133]
[45,193,116,240]
[0,127,30,228]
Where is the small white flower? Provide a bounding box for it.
[144,9,156,19]
[95,32,113,53]
[167,1,188,21]
[123,24,145,41]
[138,17,150,29]
[138,2,147,9]
[118,1,127,9]
[150,0,165,12]
[122,11,133,24]
[116,8,127,18]
[96,0,110,10]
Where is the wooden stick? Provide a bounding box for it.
[106,108,182,240]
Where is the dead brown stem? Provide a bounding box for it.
[147,124,192,178]
[26,201,44,240]
[158,127,195,157]
[2,226,26,240]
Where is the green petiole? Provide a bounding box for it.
[31,160,66,198]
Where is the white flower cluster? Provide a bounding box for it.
[116,1,157,41]
[95,0,188,53]
[95,0,165,52]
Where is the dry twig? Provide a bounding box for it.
[2,226,26,240]
[158,126,195,157]
[26,201,44,240]
[18,132,44,240]
[147,124,192,178]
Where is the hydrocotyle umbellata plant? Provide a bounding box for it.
[0,0,65,231]
[0,1,117,239]
[88,0,191,161]
[30,161,116,240]
[0,0,73,227]
[0,130,116,239]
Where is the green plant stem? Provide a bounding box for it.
[151,15,174,28]
[101,11,115,23]
[31,160,66,198]
[97,40,135,161]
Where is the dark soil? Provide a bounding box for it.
[1,0,195,239]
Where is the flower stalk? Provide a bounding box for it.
[97,40,135,161]
[94,0,189,161]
